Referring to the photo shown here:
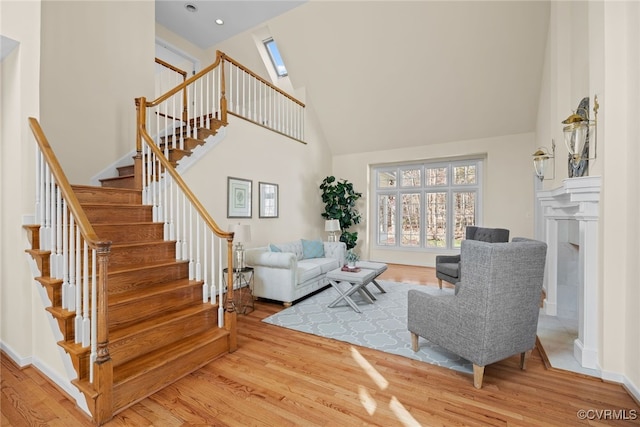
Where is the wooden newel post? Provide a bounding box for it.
[220,55,228,124]
[93,241,113,425]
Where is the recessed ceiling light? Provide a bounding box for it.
[215,18,224,25]
[185,3,197,13]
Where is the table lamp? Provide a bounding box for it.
[232,223,251,270]
[325,219,340,242]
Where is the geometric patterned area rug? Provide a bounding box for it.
[262,281,473,374]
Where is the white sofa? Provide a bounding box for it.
[245,239,346,306]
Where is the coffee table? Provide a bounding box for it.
[326,268,377,313]
[355,261,388,298]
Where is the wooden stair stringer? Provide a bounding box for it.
[99,119,226,191]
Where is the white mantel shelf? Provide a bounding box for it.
[536,176,601,370]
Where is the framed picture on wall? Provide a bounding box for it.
[227,177,252,218]
[259,182,279,218]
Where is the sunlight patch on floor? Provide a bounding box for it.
[351,346,388,390]
[351,346,421,426]
[358,385,377,415]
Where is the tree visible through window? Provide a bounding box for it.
[374,160,482,250]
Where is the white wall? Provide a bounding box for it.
[154,24,335,247]
[0,0,156,404]
[599,1,640,393]
[536,1,640,397]
[39,1,156,184]
[333,132,536,267]
[183,116,333,249]
[1,0,41,364]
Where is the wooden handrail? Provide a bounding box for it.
[155,57,188,78]
[28,118,110,251]
[28,117,113,422]
[146,56,223,108]
[219,52,306,107]
[137,114,236,312]
[137,104,233,242]
[145,51,305,109]
[154,58,189,122]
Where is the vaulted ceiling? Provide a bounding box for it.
[157,1,550,155]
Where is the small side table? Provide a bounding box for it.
[222,267,254,314]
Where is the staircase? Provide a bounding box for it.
[100,116,225,189]
[21,50,305,424]
[24,182,232,421]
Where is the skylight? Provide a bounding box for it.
[263,38,288,78]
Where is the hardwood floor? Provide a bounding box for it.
[3,264,639,426]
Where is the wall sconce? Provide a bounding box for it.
[532,140,556,181]
[562,95,599,168]
[232,223,251,270]
[325,219,341,242]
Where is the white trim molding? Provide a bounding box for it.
[536,176,601,370]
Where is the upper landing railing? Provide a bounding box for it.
[138,50,305,156]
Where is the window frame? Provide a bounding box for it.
[263,37,288,78]
[372,158,483,251]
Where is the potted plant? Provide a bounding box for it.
[345,250,359,268]
[319,176,362,250]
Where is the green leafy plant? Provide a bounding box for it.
[319,176,362,250]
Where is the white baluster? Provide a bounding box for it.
[188,204,194,279]
[68,214,76,312]
[61,199,69,309]
[206,71,211,129]
[35,149,42,225]
[175,185,181,260]
[82,240,90,348]
[163,173,169,240]
[210,234,216,305]
[181,194,188,261]
[218,237,224,326]
[55,185,63,279]
[202,228,208,302]
[169,175,175,241]
[75,225,82,343]
[141,141,148,205]
[196,216,201,281]
[49,179,57,278]
[43,164,51,251]
[152,152,158,222]
[242,69,247,117]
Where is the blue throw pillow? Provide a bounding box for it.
[301,239,324,259]
[269,244,282,252]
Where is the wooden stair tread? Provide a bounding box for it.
[110,240,175,250]
[107,259,188,275]
[72,184,140,194]
[109,278,202,305]
[113,327,228,383]
[25,248,51,257]
[35,276,63,286]
[100,174,134,180]
[58,339,89,355]
[46,306,76,320]
[108,304,213,340]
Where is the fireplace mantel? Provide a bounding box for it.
[536,176,601,369]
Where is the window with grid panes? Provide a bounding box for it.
[373,160,482,250]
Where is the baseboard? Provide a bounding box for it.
[0,341,32,367]
[601,367,640,406]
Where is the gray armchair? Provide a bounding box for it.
[435,226,510,289]
[409,238,547,388]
